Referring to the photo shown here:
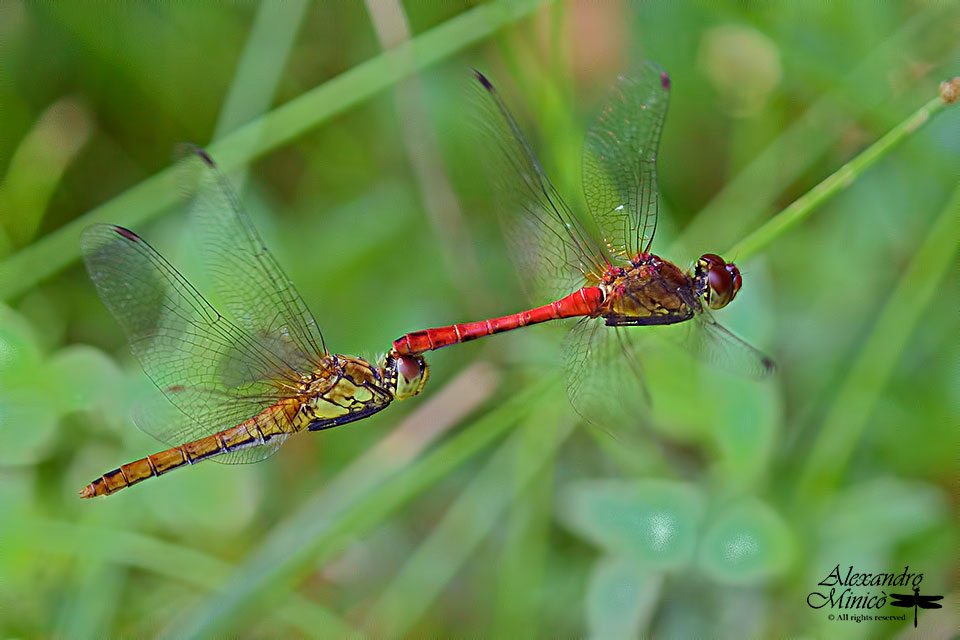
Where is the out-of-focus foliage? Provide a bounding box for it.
[0,1,958,637]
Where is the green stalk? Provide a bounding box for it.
[724,91,952,260]
[0,0,547,302]
[674,2,954,256]
[794,181,960,507]
[491,432,556,639]
[367,394,572,636]
[0,518,359,637]
[161,376,552,639]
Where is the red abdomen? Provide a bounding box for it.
[393,287,604,355]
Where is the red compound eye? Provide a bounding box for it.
[728,264,742,298]
[397,355,422,382]
[699,254,740,310]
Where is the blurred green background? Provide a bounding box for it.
[1,1,958,637]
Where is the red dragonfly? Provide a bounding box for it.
[79,148,428,497]
[394,62,773,427]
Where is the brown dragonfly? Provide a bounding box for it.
[393,62,773,428]
[79,148,428,498]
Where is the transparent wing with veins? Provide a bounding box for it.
[182,146,327,374]
[563,317,653,432]
[133,389,290,464]
[81,224,307,463]
[582,61,671,258]
[564,311,773,434]
[472,71,611,305]
[670,310,775,379]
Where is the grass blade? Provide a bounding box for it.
[794,182,960,506]
[491,437,555,638]
[0,0,547,301]
[725,90,954,260]
[160,368,537,639]
[366,392,572,635]
[673,1,958,257]
[212,0,310,141]
[0,518,359,637]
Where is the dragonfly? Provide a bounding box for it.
[79,147,428,498]
[890,587,943,628]
[393,62,772,428]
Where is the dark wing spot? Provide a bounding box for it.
[761,357,776,375]
[660,71,671,90]
[472,69,494,91]
[166,385,186,393]
[113,226,140,241]
[194,147,215,167]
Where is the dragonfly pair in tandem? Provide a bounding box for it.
[80,61,772,498]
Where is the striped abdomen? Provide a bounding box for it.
[79,399,302,498]
[393,287,604,356]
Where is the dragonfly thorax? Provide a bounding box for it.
[600,254,697,326]
[297,355,393,426]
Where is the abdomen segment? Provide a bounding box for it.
[79,400,300,498]
[393,287,603,355]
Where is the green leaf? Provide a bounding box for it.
[0,303,43,382]
[697,498,793,584]
[45,345,124,414]
[586,556,662,640]
[0,386,60,466]
[558,479,706,569]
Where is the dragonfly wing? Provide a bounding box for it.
[133,390,290,464]
[658,309,775,379]
[563,317,652,432]
[472,71,611,304]
[81,224,301,445]
[582,61,671,257]
[916,595,944,608]
[501,199,593,307]
[182,147,326,373]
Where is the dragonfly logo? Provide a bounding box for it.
[889,586,944,628]
[807,564,943,628]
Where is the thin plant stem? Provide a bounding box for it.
[0,0,547,302]
[367,391,572,635]
[1,517,359,637]
[794,181,960,508]
[725,91,954,260]
[161,373,549,639]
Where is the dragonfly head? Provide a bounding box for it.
[695,253,742,310]
[385,351,429,400]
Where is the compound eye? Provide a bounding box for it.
[698,254,741,310]
[397,355,422,382]
[728,264,743,298]
[707,264,733,308]
[394,355,429,400]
